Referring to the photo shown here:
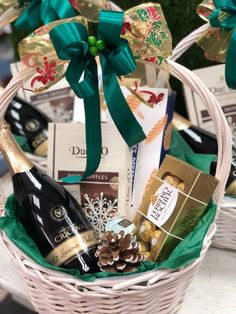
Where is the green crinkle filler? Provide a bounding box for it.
[13,133,32,153]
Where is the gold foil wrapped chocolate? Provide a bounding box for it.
[143,251,151,261]
[139,219,156,242]
[196,0,232,62]
[163,173,185,192]
[138,241,149,254]
[18,3,172,93]
[151,229,162,248]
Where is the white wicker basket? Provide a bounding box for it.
[211,199,236,250]
[0,58,232,313]
[171,22,236,251]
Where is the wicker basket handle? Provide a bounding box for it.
[171,23,209,62]
[167,60,231,204]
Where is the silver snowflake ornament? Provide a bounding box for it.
[83,192,118,235]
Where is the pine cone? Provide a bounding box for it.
[95,231,144,273]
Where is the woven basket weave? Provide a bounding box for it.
[0,58,232,313]
[171,23,236,251]
[211,202,236,250]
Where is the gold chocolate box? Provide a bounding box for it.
[133,155,219,262]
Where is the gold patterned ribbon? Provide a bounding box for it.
[196,0,233,62]
[0,0,19,15]
[18,3,172,93]
[0,0,23,27]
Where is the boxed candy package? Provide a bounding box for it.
[133,155,218,262]
[47,123,132,218]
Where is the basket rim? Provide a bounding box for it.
[0,220,216,291]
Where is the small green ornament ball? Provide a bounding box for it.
[88,36,106,56]
[88,36,97,47]
[89,46,98,57]
[96,40,106,51]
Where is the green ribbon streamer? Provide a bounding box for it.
[49,11,146,183]
[210,0,236,89]
[50,22,101,182]
[15,0,76,29]
[98,11,146,146]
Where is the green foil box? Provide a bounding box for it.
[133,155,219,262]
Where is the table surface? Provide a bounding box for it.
[0,173,235,313]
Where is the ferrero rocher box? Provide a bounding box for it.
[133,155,219,262]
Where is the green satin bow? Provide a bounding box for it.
[210,0,236,88]
[49,11,146,183]
[15,0,76,29]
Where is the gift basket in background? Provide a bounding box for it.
[169,0,236,251]
[0,2,232,314]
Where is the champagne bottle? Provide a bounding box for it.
[0,121,99,274]
[172,112,236,196]
[3,91,51,157]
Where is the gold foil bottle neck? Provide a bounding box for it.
[172,112,191,131]
[0,120,33,175]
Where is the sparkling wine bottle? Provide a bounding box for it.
[4,93,51,157]
[172,112,236,196]
[0,121,99,274]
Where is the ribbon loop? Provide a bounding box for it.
[98,10,124,44]
[107,40,136,76]
[50,22,89,60]
[49,22,95,99]
[49,20,102,182]
[15,0,76,29]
